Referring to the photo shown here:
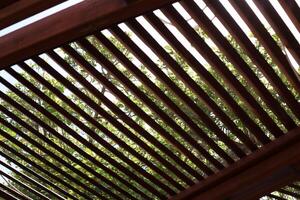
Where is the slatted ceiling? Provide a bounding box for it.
[1,1,300,199]
[0,181,29,200]
[202,0,300,125]
[44,51,202,187]
[254,0,300,65]
[0,141,89,200]
[179,1,296,131]
[229,0,300,95]
[76,38,235,166]
[60,44,216,176]
[91,31,245,166]
[161,5,287,140]
[122,20,247,161]
[0,162,50,200]
[0,146,74,200]
[1,69,171,199]
[20,62,192,191]
[140,11,269,146]
[147,12,274,144]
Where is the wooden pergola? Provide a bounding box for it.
[0,0,300,199]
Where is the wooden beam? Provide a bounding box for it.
[0,0,176,69]
[0,0,66,30]
[0,0,17,10]
[171,126,300,200]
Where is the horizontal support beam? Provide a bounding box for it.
[0,0,66,30]
[172,126,300,200]
[0,0,176,69]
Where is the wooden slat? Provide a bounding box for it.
[279,0,300,33]
[0,0,177,68]
[0,187,21,200]
[170,126,300,200]
[0,0,17,9]
[278,188,300,198]
[0,0,66,30]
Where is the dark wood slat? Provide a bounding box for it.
[0,96,112,199]
[126,18,259,154]
[0,140,89,199]
[160,6,279,141]
[30,57,172,198]
[47,50,197,187]
[181,1,296,131]
[170,126,300,200]
[0,149,76,200]
[79,37,218,174]
[279,0,300,33]
[144,12,257,152]
[0,0,178,68]
[6,66,163,199]
[229,0,300,94]
[0,0,65,30]
[61,44,205,180]
[0,159,64,200]
[254,0,300,65]
[20,60,187,191]
[202,0,300,122]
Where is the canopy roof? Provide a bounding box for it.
[0,0,300,199]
